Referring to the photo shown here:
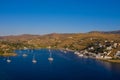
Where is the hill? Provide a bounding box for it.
[89,30,120,34]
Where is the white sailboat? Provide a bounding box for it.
[4,50,11,63]
[48,49,54,62]
[23,53,27,57]
[32,54,37,63]
[7,57,11,63]
[64,51,67,54]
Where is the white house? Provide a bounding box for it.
[106,46,112,50]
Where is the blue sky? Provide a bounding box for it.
[0,0,120,35]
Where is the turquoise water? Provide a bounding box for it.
[0,49,120,80]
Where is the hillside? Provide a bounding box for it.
[0,31,120,59]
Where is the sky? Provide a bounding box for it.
[0,0,120,35]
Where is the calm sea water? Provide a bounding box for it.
[0,49,120,80]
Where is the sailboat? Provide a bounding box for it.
[48,49,54,62]
[7,57,11,63]
[64,50,67,53]
[23,53,27,57]
[32,54,37,63]
[4,50,11,63]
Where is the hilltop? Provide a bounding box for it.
[89,30,120,34]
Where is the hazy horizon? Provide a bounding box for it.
[0,0,120,36]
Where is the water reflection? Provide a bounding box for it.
[100,61,112,71]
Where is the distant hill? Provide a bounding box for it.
[0,34,41,41]
[103,30,120,34]
[0,30,120,41]
[89,30,120,34]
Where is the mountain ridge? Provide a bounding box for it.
[0,30,120,37]
[89,30,120,34]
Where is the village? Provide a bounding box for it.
[74,39,120,60]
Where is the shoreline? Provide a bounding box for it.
[1,53,17,57]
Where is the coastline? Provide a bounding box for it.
[1,53,17,57]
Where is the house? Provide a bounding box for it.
[104,56,112,59]
[88,47,94,50]
[96,53,104,59]
[105,40,108,42]
[99,44,103,47]
[115,51,120,58]
[106,46,112,50]
[111,40,114,43]
[84,50,88,54]
[118,43,120,46]
[113,43,118,48]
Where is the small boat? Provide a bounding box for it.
[79,54,83,57]
[74,51,80,55]
[23,54,27,57]
[48,49,54,62]
[32,54,37,63]
[7,57,11,63]
[48,57,53,61]
[32,59,37,63]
